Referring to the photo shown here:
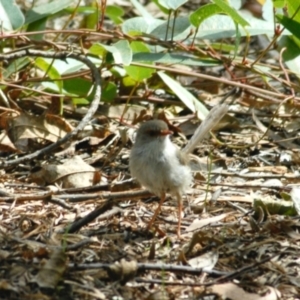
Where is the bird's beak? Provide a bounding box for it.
[159,129,173,136]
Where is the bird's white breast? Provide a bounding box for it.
[130,136,192,196]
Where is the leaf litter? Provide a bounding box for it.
[1,1,300,299]
[2,85,300,299]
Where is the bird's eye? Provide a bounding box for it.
[147,130,159,136]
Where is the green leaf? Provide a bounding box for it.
[113,40,132,66]
[194,11,284,39]
[190,4,223,28]
[84,5,98,29]
[102,82,117,102]
[158,0,188,11]
[122,76,136,87]
[106,5,124,24]
[286,0,300,23]
[4,57,30,79]
[90,41,132,65]
[210,42,237,52]
[130,41,150,53]
[64,78,93,97]
[72,98,90,105]
[25,0,73,24]
[254,197,297,216]
[130,0,155,20]
[124,41,154,82]
[0,0,24,31]
[132,52,219,66]
[157,71,209,120]
[233,22,241,59]
[89,44,107,57]
[35,58,63,92]
[212,0,249,27]
[27,18,47,40]
[124,65,154,81]
[64,6,96,14]
[122,16,164,35]
[276,14,300,40]
[150,16,191,40]
[39,56,101,75]
[277,36,300,76]
[273,0,285,8]
[152,0,169,14]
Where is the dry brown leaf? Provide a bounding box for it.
[0,279,19,293]
[185,212,233,232]
[211,283,280,300]
[33,248,67,289]
[107,259,138,284]
[188,250,219,271]
[0,131,21,153]
[98,104,148,122]
[5,111,72,151]
[29,155,99,187]
[248,166,287,174]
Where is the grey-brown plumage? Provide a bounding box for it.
[130,120,191,237]
[130,120,191,197]
[129,104,228,237]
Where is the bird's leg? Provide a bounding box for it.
[176,192,182,238]
[147,192,165,230]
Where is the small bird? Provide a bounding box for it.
[129,104,228,237]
